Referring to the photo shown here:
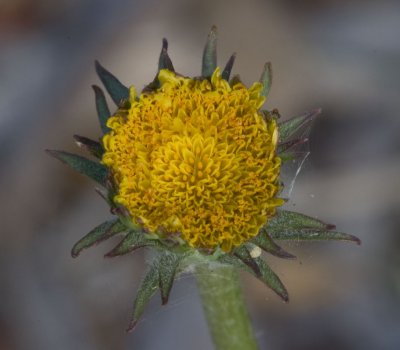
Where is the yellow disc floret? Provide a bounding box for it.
[102,68,284,251]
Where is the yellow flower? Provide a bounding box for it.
[102,67,284,251]
[48,29,360,335]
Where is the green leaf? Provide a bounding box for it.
[158,251,182,305]
[202,25,217,78]
[46,150,108,186]
[252,229,296,259]
[92,85,111,134]
[73,135,104,158]
[253,257,289,302]
[270,229,361,244]
[95,60,129,106]
[221,53,236,81]
[104,229,159,257]
[71,219,126,258]
[278,109,321,143]
[259,62,272,98]
[267,210,335,232]
[127,259,160,332]
[158,38,174,72]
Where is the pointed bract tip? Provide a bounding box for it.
[278,250,297,260]
[45,149,55,157]
[226,52,237,63]
[222,53,237,81]
[162,38,168,50]
[94,60,129,106]
[72,135,86,149]
[352,236,362,245]
[94,59,102,72]
[91,84,101,93]
[274,284,289,303]
[104,246,122,258]
[259,62,273,98]
[281,293,289,303]
[158,38,175,73]
[126,320,137,333]
[210,25,217,34]
[45,149,67,163]
[72,135,103,156]
[309,108,322,119]
[91,84,108,104]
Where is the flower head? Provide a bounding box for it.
[47,26,360,332]
[102,68,283,251]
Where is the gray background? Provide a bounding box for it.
[1,0,399,349]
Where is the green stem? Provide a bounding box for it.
[196,263,259,350]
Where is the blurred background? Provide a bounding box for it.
[1,0,399,349]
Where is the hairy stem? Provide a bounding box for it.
[196,263,258,350]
